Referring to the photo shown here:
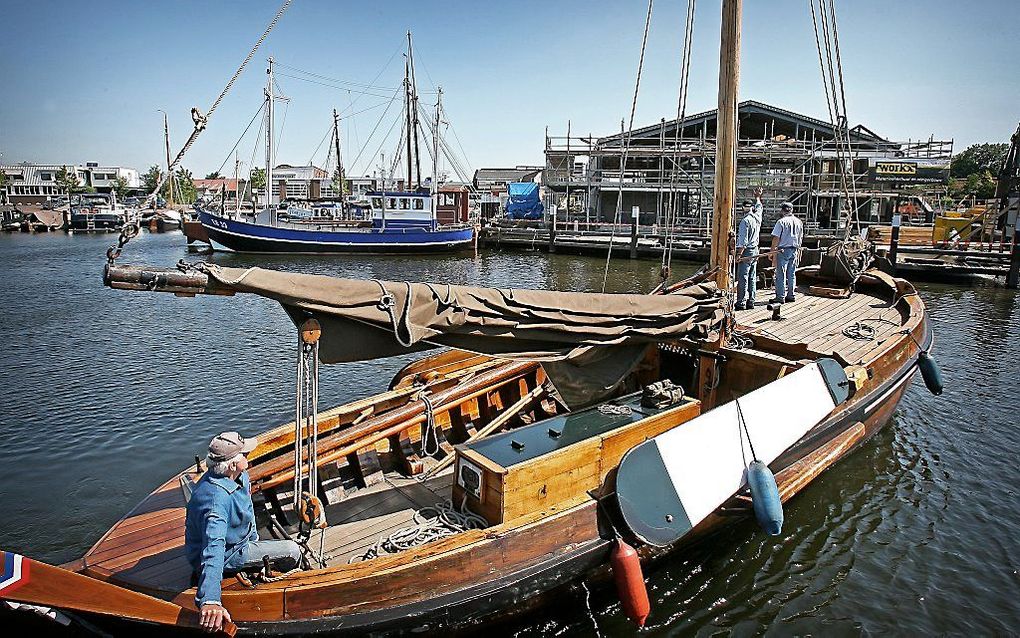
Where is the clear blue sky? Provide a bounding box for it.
[1,0,1016,179]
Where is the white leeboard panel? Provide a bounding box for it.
[654,362,836,528]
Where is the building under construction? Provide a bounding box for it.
[543,100,952,235]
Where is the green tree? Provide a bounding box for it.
[55,165,83,197]
[963,170,997,199]
[112,176,130,200]
[0,169,8,190]
[249,167,266,206]
[951,143,1009,178]
[205,171,223,180]
[143,165,163,194]
[176,168,198,204]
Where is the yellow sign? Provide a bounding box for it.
[874,162,917,175]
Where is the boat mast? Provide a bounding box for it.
[431,87,443,226]
[710,0,741,294]
[234,152,241,216]
[407,31,422,190]
[162,111,174,209]
[403,47,413,191]
[333,108,343,206]
[266,57,275,211]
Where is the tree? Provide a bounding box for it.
[964,170,997,200]
[249,167,266,206]
[142,165,163,194]
[951,143,1009,178]
[55,165,83,197]
[176,168,198,204]
[205,171,223,180]
[112,176,130,200]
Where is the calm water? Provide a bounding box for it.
[0,231,1017,635]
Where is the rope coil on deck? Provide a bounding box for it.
[350,498,488,563]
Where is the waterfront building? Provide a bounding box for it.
[543,100,953,232]
[0,162,141,205]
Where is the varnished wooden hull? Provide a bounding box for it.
[34,273,930,636]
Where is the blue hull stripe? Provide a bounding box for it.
[199,211,473,252]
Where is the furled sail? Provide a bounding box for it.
[206,266,724,406]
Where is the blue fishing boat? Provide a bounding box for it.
[197,189,474,253]
[197,39,474,254]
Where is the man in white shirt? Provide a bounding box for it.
[770,202,803,303]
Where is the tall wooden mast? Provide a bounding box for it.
[710,0,742,292]
[333,108,343,201]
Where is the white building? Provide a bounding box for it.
[0,162,141,205]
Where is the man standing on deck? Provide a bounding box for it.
[770,202,803,303]
[186,432,303,633]
[735,187,764,310]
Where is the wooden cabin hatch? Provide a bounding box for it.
[453,393,702,525]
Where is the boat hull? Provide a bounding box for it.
[232,326,928,636]
[198,209,474,254]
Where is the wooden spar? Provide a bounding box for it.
[250,360,537,491]
[710,0,741,294]
[422,384,547,478]
[103,264,233,296]
[0,552,236,636]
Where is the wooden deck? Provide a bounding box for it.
[736,285,907,365]
[81,467,459,594]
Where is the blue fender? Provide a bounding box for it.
[918,350,943,396]
[747,460,783,536]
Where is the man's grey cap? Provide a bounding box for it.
[780,202,794,211]
[208,431,258,462]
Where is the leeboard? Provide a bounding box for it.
[616,358,848,546]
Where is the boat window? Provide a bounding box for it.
[399,198,410,210]
[371,197,383,209]
[388,198,397,209]
[413,198,424,210]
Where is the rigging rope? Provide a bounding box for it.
[601,0,655,293]
[145,0,292,209]
[661,0,697,282]
[809,0,861,241]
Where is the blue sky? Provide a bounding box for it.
[0,0,1016,178]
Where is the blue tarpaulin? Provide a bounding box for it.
[505,182,544,220]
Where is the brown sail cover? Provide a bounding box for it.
[207,266,723,406]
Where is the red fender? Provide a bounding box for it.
[610,537,651,627]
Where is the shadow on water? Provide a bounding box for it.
[0,232,1018,635]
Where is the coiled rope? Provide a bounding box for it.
[351,498,487,563]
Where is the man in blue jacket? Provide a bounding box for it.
[185,432,303,633]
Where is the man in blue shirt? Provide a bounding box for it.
[186,432,303,633]
[770,202,804,303]
[735,187,763,310]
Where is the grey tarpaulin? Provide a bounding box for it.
[207,266,724,407]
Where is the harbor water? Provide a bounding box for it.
[0,231,1017,635]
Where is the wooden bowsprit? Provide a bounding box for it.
[0,551,236,636]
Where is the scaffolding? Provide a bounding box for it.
[544,109,953,238]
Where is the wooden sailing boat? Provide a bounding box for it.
[1,1,941,635]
